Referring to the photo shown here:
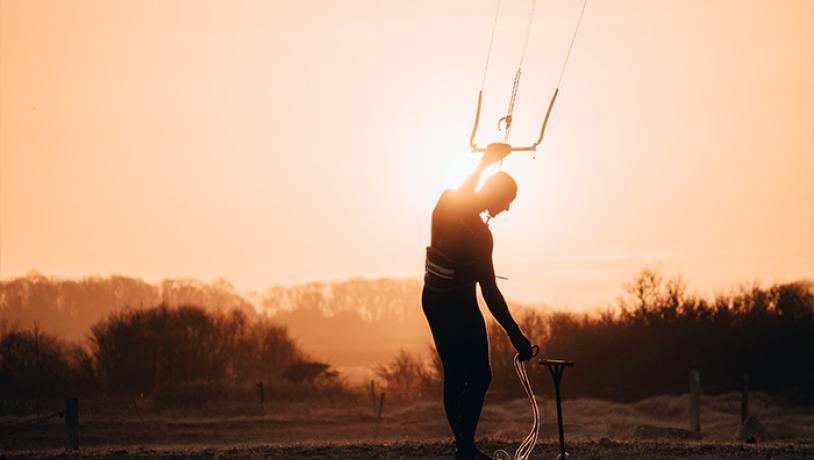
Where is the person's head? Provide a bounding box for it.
[477,171,517,218]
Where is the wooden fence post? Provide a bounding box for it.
[65,398,79,450]
[377,392,385,421]
[741,375,749,425]
[689,369,701,435]
[130,398,143,422]
[370,380,377,417]
[257,381,265,406]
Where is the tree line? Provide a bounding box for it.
[2,270,811,406]
[0,274,436,366]
[375,271,813,406]
[0,304,343,410]
[0,273,256,342]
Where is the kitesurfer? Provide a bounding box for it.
[423,143,533,460]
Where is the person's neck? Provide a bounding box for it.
[468,194,487,215]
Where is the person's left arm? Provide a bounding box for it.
[476,233,533,360]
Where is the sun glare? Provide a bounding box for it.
[438,152,482,191]
[408,107,484,194]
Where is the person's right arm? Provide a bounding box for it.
[457,143,511,194]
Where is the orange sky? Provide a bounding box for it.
[1,0,812,310]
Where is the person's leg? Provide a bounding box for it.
[456,308,492,456]
[442,361,466,442]
[422,287,469,446]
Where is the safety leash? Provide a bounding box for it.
[494,347,541,460]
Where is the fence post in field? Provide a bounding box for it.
[370,380,377,417]
[65,398,79,450]
[377,392,385,421]
[689,369,701,435]
[741,375,749,425]
[257,381,265,406]
[130,398,143,422]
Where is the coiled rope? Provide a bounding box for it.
[494,352,541,460]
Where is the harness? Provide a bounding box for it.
[424,246,478,291]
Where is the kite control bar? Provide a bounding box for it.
[469,88,559,153]
[468,0,586,154]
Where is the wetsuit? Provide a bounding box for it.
[422,189,524,456]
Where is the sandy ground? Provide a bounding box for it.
[3,440,814,459]
[1,393,812,458]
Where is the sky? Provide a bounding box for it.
[1,0,812,310]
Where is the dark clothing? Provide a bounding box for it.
[424,190,494,291]
[422,286,490,452]
[422,189,520,454]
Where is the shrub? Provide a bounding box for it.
[0,327,92,399]
[90,304,302,395]
[374,349,440,401]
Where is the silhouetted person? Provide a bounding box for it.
[423,143,533,460]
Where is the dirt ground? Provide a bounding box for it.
[1,393,812,459]
[3,440,814,460]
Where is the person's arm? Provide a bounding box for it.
[480,277,519,334]
[457,143,511,194]
[478,249,533,360]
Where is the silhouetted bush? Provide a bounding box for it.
[0,327,94,400]
[0,303,349,409]
[375,349,440,401]
[486,271,813,405]
[91,304,301,395]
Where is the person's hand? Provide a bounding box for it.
[481,143,511,166]
[510,331,534,361]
